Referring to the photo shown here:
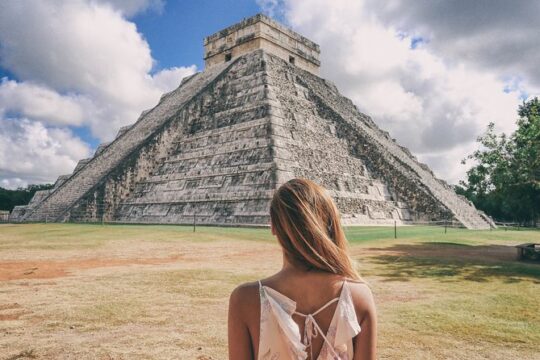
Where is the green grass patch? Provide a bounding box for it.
[389,282,540,345]
[344,226,540,246]
[1,224,538,251]
[0,223,275,251]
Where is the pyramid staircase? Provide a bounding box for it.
[13,50,493,229]
[20,59,234,222]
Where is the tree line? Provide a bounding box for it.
[0,184,53,212]
[457,97,540,226]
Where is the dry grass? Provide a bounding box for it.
[0,224,538,359]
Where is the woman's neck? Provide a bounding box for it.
[281,253,311,274]
[281,256,295,272]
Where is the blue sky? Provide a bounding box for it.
[134,0,263,72]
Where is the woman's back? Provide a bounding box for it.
[229,270,376,360]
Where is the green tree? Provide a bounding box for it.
[0,183,54,212]
[461,97,540,225]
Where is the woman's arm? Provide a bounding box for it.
[352,283,378,360]
[228,285,255,360]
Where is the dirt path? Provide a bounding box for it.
[0,256,187,281]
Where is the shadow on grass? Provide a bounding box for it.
[366,242,540,283]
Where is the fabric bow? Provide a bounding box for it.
[303,314,318,359]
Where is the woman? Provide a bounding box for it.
[228,178,377,360]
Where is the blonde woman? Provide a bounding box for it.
[228,178,377,360]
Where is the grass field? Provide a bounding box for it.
[0,224,538,360]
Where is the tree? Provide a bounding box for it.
[0,184,54,212]
[461,97,540,225]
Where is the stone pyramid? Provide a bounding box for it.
[11,14,493,229]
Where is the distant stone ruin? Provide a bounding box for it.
[10,14,494,229]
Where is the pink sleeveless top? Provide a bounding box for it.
[257,280,361,360]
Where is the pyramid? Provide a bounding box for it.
[11,14,493,229]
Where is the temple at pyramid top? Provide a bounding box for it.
[204,13,321,74]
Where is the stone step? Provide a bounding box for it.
[294,59,492,230]
[22,58,238,222]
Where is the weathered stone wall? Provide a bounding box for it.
[114,51,276,224]
[206,37,262,67]
[67,126,176,222]
[258,38,320,75]
[9,206,27,222]
[66,51,275,225]
[9,189,53,222]
[16,48,491,229]
[0,210,9,221]
[264,53,413,225]
[204,13,320,75]
[20,57,235,222]
[288,56,490,228]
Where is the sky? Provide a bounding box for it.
[0,0,538,189]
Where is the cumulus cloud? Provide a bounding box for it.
[0,0,196,188]
[0,1,196,138]
[256,0,284,18]
[259,0,526,184]
[0,0,198,124]
[152,65,198,93]
[97,0,165,17]
[0,78,85,126]
[368,0,540,94]
[0,117,92,188]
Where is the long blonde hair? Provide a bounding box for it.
[270,178,360,280]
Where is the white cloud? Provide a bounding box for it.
[367,0,540,94]
[96,0,165,17]
[1,177,27,190]
[0,117,92,188]
[0,1,158,110]
[256,0,283,18]
[260,0,525,184]
[0,78,85,126]
[152,65,198,93]
[0,1,196,140]
[0,0,196,187]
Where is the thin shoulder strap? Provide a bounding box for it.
[293,279,346,317]
[294,297,339,317]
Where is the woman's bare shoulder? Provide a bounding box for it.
[345,279,377,320]
[230,281,259,301]
[229,281,260,320]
